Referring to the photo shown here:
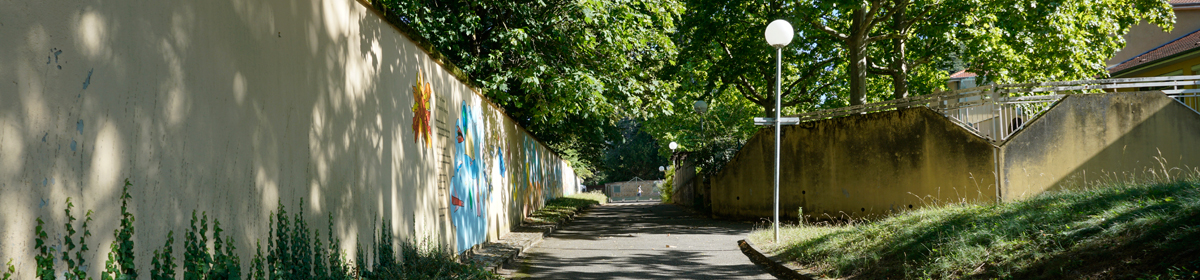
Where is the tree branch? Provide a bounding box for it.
[810,17,849,40]
[865,33,906,44]
[781,58,836,101]
[868,57,896,75]
[866,0,893,29]
[716,41,763,100]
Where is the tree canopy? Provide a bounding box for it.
[380,0,683,181]
[377,0,1176,182]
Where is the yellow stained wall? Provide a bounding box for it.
[0,0,577,275]
[711,92,1200,221]
[1000,92,1200,200]
[709,108,997,220]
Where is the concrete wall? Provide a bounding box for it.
[1000,92,1200,200]
[0,0,578,276]
[671,154,697,207]
[710,91,1200,221]
[710,108,997,220]
[605,180,661,201]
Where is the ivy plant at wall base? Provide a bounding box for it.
[19,179,500,280]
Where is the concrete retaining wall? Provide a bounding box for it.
[0,0,579,275]
[710,108,997,219]
[605,180,661,201]
[710,92,1200,220]
[1000,92,1200,200]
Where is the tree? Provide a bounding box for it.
[672,0,845,118]
[598,119,669,183]
[954,0,1175,84]
[378,0,684,175]
[804,0,1176,104]
[806,0,899,105]
[640,85,762,177]
[866,0,962,100]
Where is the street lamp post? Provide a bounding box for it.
[668,141,679,171]
[694,99,708,135]
[764,19,793,243]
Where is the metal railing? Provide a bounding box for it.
[789,75,1200,144]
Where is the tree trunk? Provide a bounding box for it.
[890,4,909,100]
[847,7,870,106]
[761,99,776,121]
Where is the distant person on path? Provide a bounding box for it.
[637,186,643,201]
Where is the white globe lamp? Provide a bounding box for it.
[765,20,794,48]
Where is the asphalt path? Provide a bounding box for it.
[503,201,775,279]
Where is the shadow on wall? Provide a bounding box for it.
[0,0,575,275]
[1001,92,1200,199]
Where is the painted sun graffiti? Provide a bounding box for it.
[411,70,433,148]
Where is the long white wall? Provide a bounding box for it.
[0,0,579,276]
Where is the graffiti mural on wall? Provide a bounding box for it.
[450,101,488,253]
[412,70,433,148]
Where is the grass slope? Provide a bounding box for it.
[750,173,1200,279]
[525,191,607,225]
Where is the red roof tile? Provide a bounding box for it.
[950,70,978,79]
[1108,28,1200,75]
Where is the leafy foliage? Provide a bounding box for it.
[371,0,685,178]
[34,217,55,280]
[642,82,762,178]
[955,0,1174,84]
[249,201,497,280]
[660,165,675,203]
[61,197,93,280]
[23,180,501,280]
[598,119,669,183]
[184,211,241,280]
[102,179,138,280]
[2,259,14,280]
[673,0,845,115]
[661,0,1176,180]
[150,231,176,280]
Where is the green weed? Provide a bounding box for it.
[26,178,502,280]
[2,259,14,280]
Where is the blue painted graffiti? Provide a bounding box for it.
[82,68,93,90]
[450,101,488,253]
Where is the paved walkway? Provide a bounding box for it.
[502,201,774,279]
